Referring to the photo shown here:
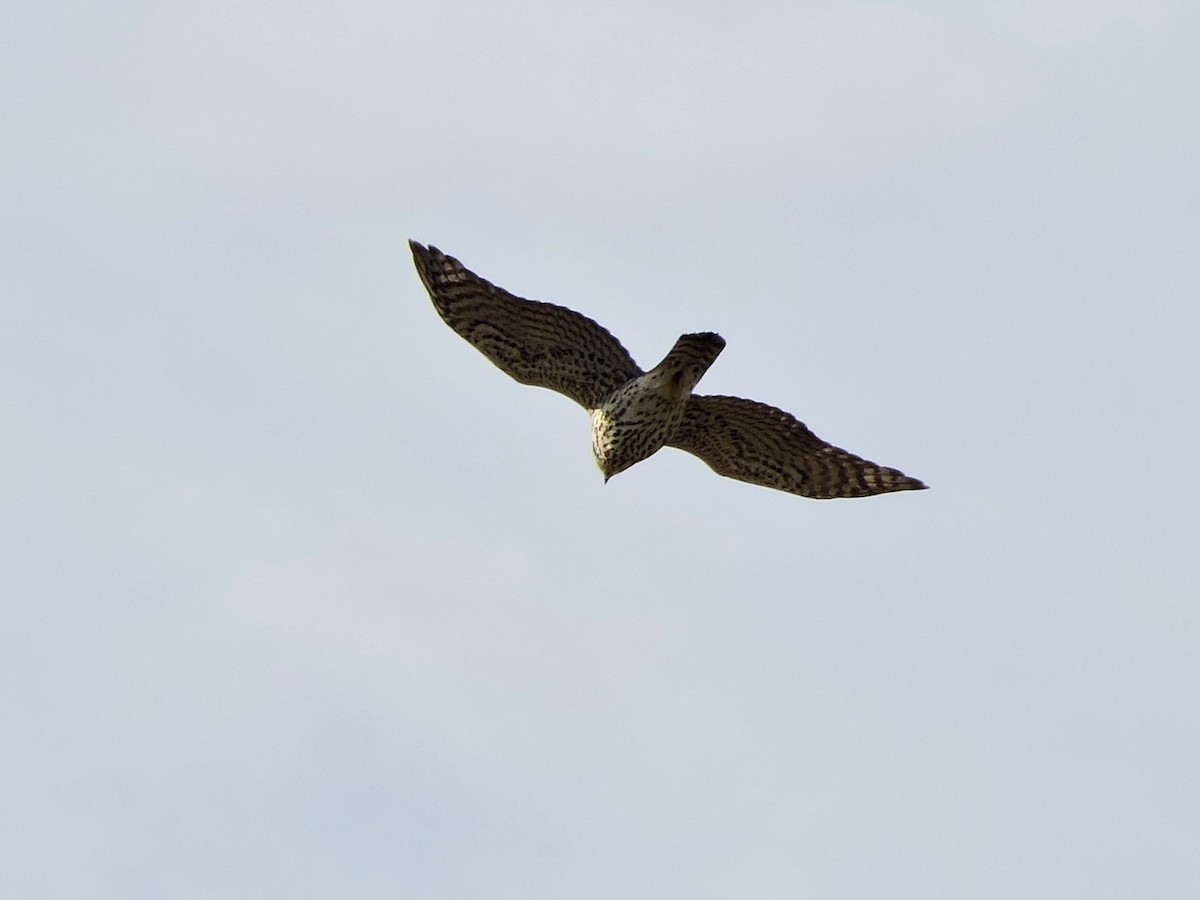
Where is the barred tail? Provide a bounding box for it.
[652,332,726,399]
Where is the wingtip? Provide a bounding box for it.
[409,240,441,295]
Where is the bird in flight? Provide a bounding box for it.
[410,241,926,499]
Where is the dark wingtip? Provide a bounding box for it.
[409,240,440,294]
[409,239,447,259]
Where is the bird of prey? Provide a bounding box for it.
[410,241,926,500]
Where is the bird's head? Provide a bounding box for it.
[590,401,656,484]
[595,447,638,483]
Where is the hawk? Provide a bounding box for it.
[410,241,926,500]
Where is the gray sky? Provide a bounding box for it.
[4,1,1199,897]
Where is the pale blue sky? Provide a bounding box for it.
[3,1,1199,897]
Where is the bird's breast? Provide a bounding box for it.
[590,378,689,477]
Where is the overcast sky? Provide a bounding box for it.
[4,1,1199,897]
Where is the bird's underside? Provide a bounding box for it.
[410,240,926,500]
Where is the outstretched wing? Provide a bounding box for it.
[411,241,641,410]
[667,395,927,499]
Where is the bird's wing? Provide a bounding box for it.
[667,394,927,499]
[411,241,642,410]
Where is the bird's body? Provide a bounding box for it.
[590,331,726,480]
[410,240,926,500]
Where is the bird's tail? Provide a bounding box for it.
[650,332,726,400]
